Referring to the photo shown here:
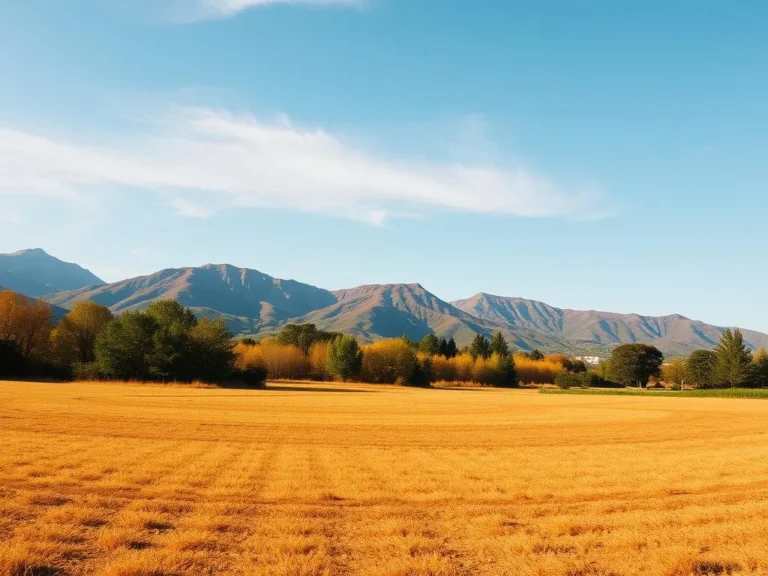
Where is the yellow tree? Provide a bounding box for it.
[0,290,53,359]
[662,357,688,389]
[52,301,113,364]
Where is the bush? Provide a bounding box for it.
[235,366,268,388]
[361,339,417,384]
[555,372,582,389]
[72,362,102,381]
[577,371,602,387]
[513,354,563,384]
[308,341,331,380]
[259,340,311,380]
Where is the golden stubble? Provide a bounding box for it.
[2,380,768,576]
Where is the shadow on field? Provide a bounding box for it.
[265,384,376,393]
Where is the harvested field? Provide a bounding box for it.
[2,380,768,575]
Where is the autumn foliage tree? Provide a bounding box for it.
[362,338,418,384]
[0,289,52,360]
[52,301,113,365]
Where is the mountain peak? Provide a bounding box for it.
[10,248,49,257]
[0,249,105,296]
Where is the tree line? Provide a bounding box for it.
[592,329,768,390]
[2,287,764,390]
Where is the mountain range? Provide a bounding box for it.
[2,249,766,356]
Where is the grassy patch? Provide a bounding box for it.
[540,387,768,399]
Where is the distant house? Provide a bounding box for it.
[575,356,601,366]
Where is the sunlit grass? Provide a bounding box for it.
[541,387,768,399]
[2,380,768,575]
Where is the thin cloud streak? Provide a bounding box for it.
[183,0,363,21]
[0,107,607,225]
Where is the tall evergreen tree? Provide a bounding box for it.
[527,349,544,361]
[469,334,491,360]
[418,334,440,356]
[714,329,754,388]
[489,332,510,357]
[446,338,458,358]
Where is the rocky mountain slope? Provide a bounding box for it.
[453,293,768,355]
[20,249,768,355]
[0,249,104,296]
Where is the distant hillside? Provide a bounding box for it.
[0,249,104,296]
[45,264,336,332]
[21,248,768,356]
[453,293,768,356]
[292,283,488,345]
[289,283,572,350]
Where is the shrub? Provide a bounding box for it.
[555,371,581,389]
[235,366,268,388]
[513,354,563,384]
[430,354,457,382]
[308,341,331,380]
[361,339,418,384]
[259,340,311,380]
[72,361,102,381]
[327,335,363,382]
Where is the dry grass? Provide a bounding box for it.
[2,380,768,575]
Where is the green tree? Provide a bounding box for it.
[608,343,664,388]
[278,323,317,354]
[419,334,440,356]
[495,353,517,387]
[145,301,198,381]
[189,317,235,383]
[752,348,768,388]
[469,334,491,360]
[489,331,510,357]
[95,312,158,381]
[327,335,363,381]
[714,329,754,388]
[528,349,544,361]
[686,350,716,389]
[446,338,458,358]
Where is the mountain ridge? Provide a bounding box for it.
[452,292,768,355]
[4,249,766,356]
[0,249,104,296]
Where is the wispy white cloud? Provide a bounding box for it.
[0,107,607,225]
[175,0,363,21]
[171,198,214,219]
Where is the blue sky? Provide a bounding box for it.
[1,0,767,330]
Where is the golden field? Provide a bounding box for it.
[2,381,768,576]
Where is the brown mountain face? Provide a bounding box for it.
[44,264,336,333]
[290,283,571,350]
[452,293,768,355]
[25,248,768,355]
[293,283,490,345]
[0,249,104,296]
